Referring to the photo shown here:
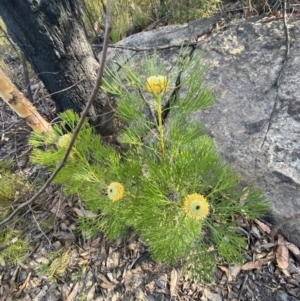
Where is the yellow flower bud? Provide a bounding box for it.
[146,76,169,95]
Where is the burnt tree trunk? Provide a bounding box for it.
[0,0,115,135]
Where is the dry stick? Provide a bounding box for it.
[0,24,18,54]
[21,51,33,103]
[30,205,52,247]
[238,274,248,301]
[0,0,112,227]
[105,42,198,52]
[81,0,99,40]
[37,78,85,102]
[261,0,290,148]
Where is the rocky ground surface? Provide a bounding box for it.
[1,5,300,301]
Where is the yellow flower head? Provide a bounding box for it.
[57,134,72,148]
[107,182,125,201]
[183,193,209,220]
[146,76,169,95]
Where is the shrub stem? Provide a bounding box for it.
[156,95,165,158]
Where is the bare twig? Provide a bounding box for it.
[0,24,18,54]
[0,0,112,227]
[36,78,85,102]
[21,51,33,103]
[246,0,252,18]
[261,0,290,147]
[105,42,198,52]
[80,0,99,40]
[30,205,52,248]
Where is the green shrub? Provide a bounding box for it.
[80,0,220,43]
[80,0,154,43]
[0,228,31,265]
[36,248,70,281]
[29,49,268,281]
[0,160,31,220]
[158,0,220,23]
[0,162,32,265]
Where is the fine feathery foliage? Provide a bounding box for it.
[29,49,268,281]
[36,248,70,282]
[0,160,32,220]
[0,162,33,265]
[0,228,31,265]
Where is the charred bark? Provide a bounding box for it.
[0,0,115,135]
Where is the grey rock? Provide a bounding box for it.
[101,16,300,246]
[18,270,27,283]
[197,17,300,245]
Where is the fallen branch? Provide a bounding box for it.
[0,68,51,133]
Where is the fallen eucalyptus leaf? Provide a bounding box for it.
[276,235,289,270]
[254,219,271,234]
